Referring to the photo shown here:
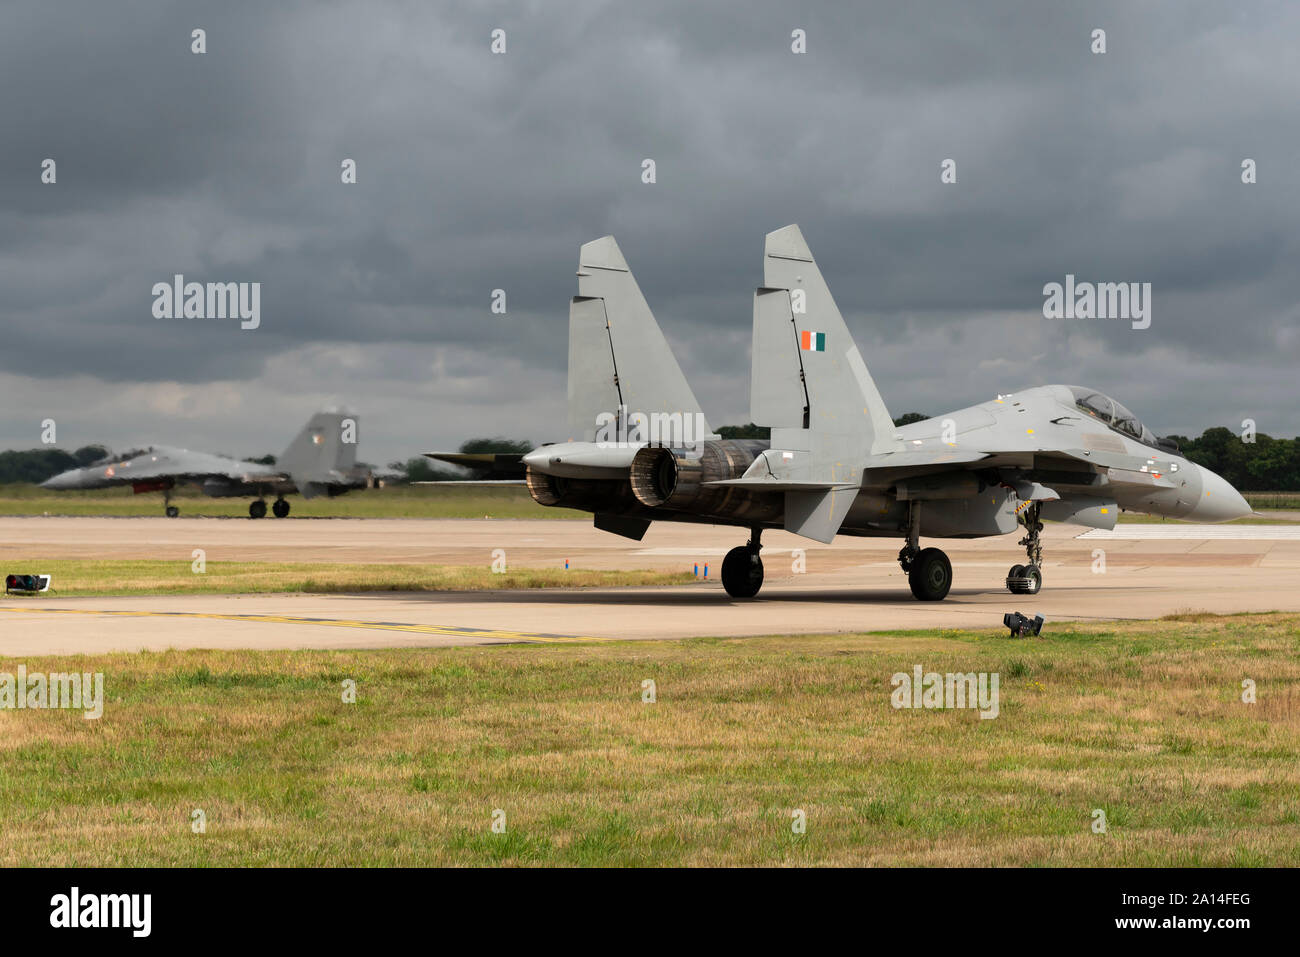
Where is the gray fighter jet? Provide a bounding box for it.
[508,226,1251,601]
[41,411,374,518]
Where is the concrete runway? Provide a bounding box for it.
[1,516,1298,654]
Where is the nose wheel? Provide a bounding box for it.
[1006,502,1044,594]
[721,529,764,598]
[1006,563,1042,595]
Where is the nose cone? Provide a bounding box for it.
[40,469,80,490]
[1192,467,1252,522]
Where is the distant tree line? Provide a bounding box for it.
[0,445,108,484]
[1166,428,1300,492]
[5,427,1300,491]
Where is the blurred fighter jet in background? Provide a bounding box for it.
[41,411,379,518]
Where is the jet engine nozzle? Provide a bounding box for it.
[629,440,774,520]
[630,446,702,507]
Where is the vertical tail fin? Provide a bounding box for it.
[751,224,895,453]
[567,236,714,443]
[279,410,358,498]
[746,225,897,542]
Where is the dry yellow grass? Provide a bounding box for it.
[0,612,1296,866]
[0,558,695,597]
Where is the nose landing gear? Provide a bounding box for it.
[1006,502,1043,595]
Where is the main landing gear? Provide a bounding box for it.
[721,528,764,599]
[898,501,952,601]
[1006,501,1043,595]
[250,497,290,518]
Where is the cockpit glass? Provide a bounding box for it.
[91,446,154,466]
[1110,401,1142,439]
[1067,386,1157,446]
[1069,387,1113,424]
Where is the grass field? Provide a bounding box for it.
[0,482,569,519]
[2,482,1296,521]
[0,559,695,597]
[1245,492,1300,510]
[1,612,1296,866]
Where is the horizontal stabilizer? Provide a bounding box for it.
[784,487,858,544]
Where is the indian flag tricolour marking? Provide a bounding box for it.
[800,330,826,352]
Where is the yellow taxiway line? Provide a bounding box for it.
[0,606,608,644]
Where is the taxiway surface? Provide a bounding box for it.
[1,517,1297,653]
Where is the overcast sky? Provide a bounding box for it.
[2,0,1297,465]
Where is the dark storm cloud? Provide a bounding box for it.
[1,0,1297,463]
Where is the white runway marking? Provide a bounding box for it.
[1081,525,1300,541]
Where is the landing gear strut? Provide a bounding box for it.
[721,528,764,599]
[899,501,952,601]
[249,499,268,519]
[1006,502,1043,595]
[272,498,290,518]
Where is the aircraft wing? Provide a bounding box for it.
[706,448,989,490]
[46,449,286,490]
[133,453,285,484]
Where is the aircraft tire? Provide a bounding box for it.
[165,506,180,518]
[1022,564,1042,595]
[721,546,764,599]
[273,499,290,518]
[908,547,952,601]
[249,500,268,519]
